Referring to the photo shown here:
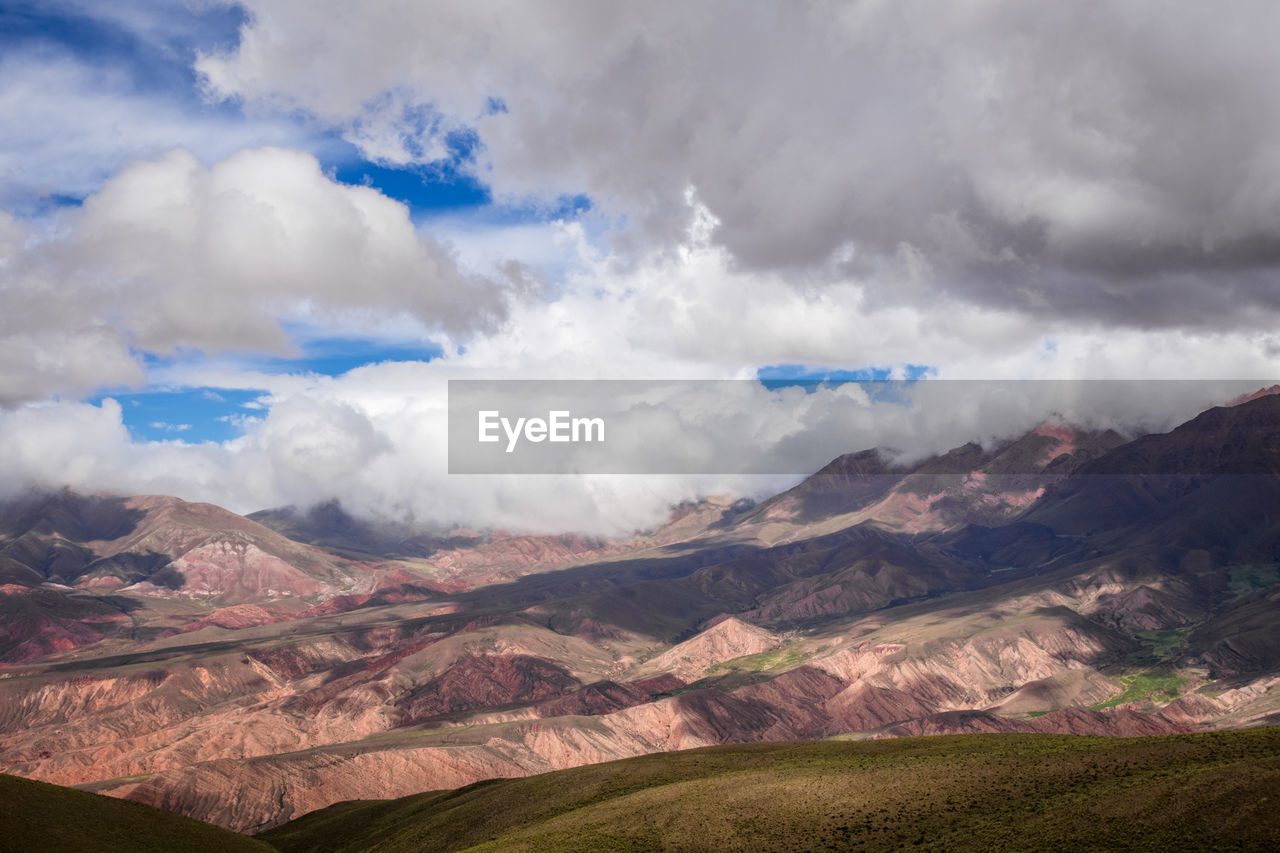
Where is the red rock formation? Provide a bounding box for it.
[398,654,581,722]
[638,618,781,682]
[1228,384,1280,406]
[534,676,683,718]
[171,604,279,634]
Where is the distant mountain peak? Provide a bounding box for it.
[1228,384,1280,406]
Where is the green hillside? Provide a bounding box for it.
[0,772,273,853]
[262,728,1280,853]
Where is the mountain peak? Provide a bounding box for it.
[1228,384,1280,406]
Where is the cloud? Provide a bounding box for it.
[0,360,1266,535]
[74,147,508,347]
[0,146,513,405]
[198,0,1280,331]
[2,203,1277,534]
[0,36,308,212]
[256,394,391,488]
[3,2,1280,533]
[0,210,146,402]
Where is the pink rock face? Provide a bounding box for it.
[415,509,741,593]
[2,617,105,664]
[0,590,127,665]
[50,618,1204,837]
[640,618,781,682]
[823,682,934,733]
[75,576,126,591]
[761,495,801,520]
[0,575,1246,835]
[1228,384,1280,406]
[398,653,581,722]
[1034,422,1078,467]
[422,534,636,591]
[1029,707,1191,738]
[534,676,683,718]
[174,604,280,634]
[156,540,329,602]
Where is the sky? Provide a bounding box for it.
[2,0,1280,533]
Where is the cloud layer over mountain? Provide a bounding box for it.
[2,1,1279,531]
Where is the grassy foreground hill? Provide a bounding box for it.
[261,728,1280,853]
[0,772,273,853]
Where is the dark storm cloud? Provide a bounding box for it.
[202,0,1280,330]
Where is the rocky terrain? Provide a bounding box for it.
[0,394,1278,832]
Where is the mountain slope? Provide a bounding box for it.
[0,492,366,602]
[730,421,1126,544]
[0,771,272,853]
[259,729,1280,853]
[1,395,1278,831]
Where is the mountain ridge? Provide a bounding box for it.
[0,396,1277,830]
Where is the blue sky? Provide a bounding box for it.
[0,0,256,210]
[0,0,590,224]
[1,0,892,443]
[0,1,563,224]
[0,1,247,95]
[0,0,599,440]
[97,337,447,442]
[756,364,935,390]
[96,386,266,442]
[323,135,592,225]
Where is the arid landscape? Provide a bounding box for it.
[10,729,1280,852]
[7,3,1280,849]
[2,393,1278,840]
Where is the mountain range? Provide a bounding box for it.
[0,393,1278,833]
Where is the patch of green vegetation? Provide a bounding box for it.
[83,772,153,787]
[1025,710,1051,718]
[260,729,1280,853]
[0,772,271,852]
[1135,629,1187,656]
[1125,628,1190,667]
[646,644,812,700]
[1228,563,1280,597]
[704,643,808,678]
[1092,671,1187,709]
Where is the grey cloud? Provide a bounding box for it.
[0,147,517,405]
[70,147,510,348]
[0,47,309,214]
[0,328,143,405]
[0,371,1264,535]
[202,0,1280,330]
[0,212,143,405]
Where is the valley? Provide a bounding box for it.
[0,394,1278,833]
